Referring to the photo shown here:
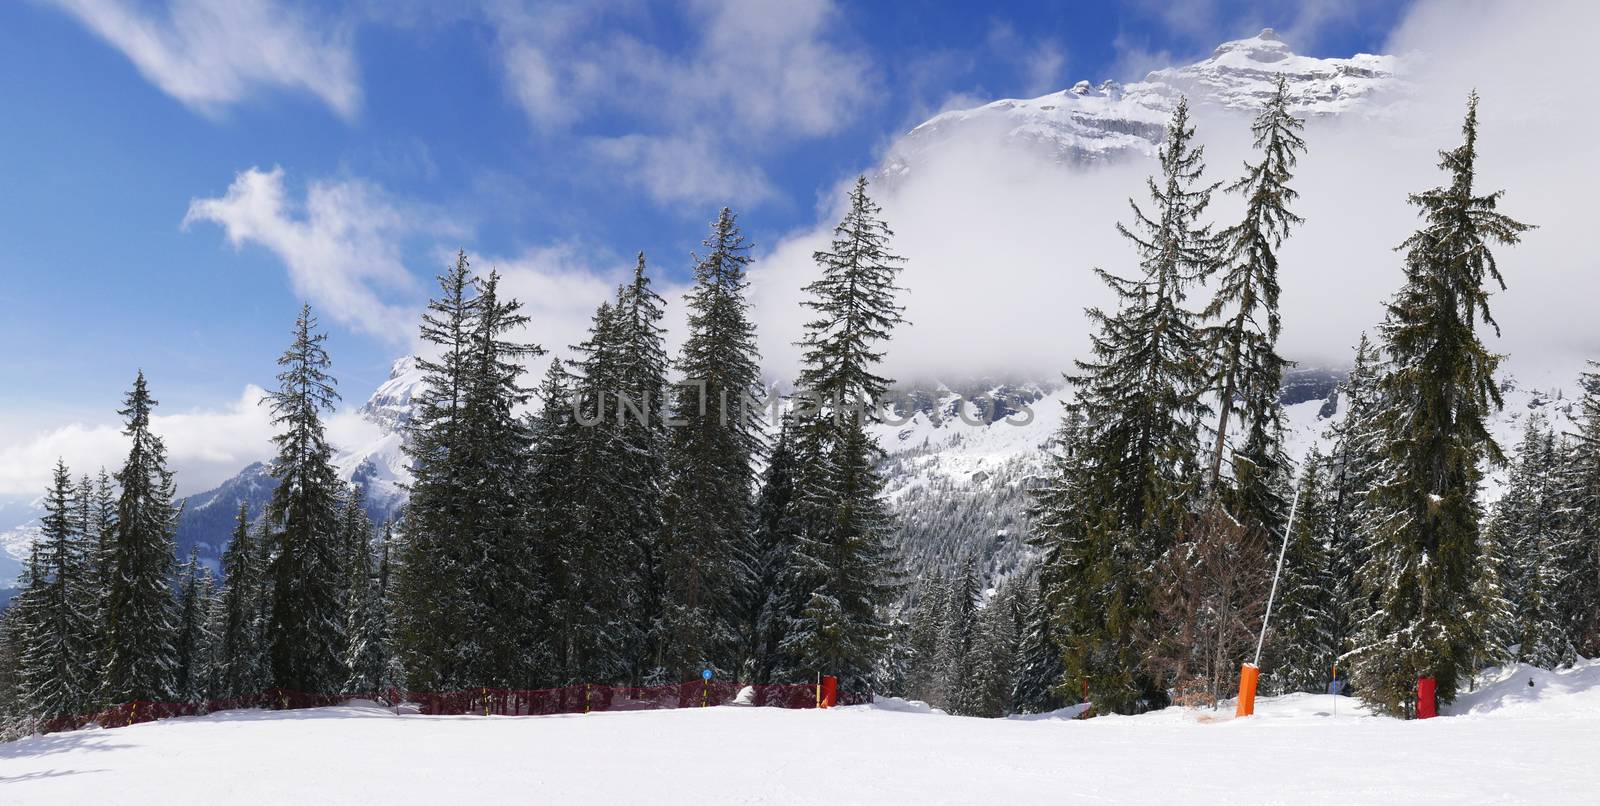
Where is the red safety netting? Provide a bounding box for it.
[32,681,872,735]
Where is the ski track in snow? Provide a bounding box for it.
[3,660,1598,804]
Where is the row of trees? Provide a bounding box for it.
[1,179,912,733]
[0,310,401,734]
[1025,80,1577,718]
[392,183,909,692]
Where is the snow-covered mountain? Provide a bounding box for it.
[885,29,1402,177]
[169,358,418,564]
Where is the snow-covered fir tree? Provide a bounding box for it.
[394,255,481,690]
[1265,450,1335,694]
[18,461,100,719]
[1349,93,1532,715]
[263,305,347,694]
[1495,416,1577,667]
[742,419,803,684]
[662,208,764,680]
[172,550,216,702]
[1561,363,1600,655]
[1050,98,1216,714]
[935,559,981,712]
[1203,73,1302,534]
[103,371,179,702]
[1323,334,1385,673]
[778,175,906,692]
[1011,571,1064,715]
[968,584,1023,718]
[614,256,673,683]
[215,502,265,698]
[343,514,395,694]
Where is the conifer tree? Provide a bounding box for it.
[1266,451,1335,694]
[1011,573,1064,714]
[1471,508,1518,674]
[935,559,981,712]
[173,550,216,702]
[1054,98,1217,713]
[343,513,394,694]
[902,569,949,705]
[263,305,346,694]
[395,255,479,689]
[662,208,764,680]
[779,176,907,692]
[1497,417,1576,667]
[966,587,1021,718]
[1203,74,1303,535]
[0,600,27,735]
[1324,335,1385,667]
[610,255,672,683]
[216,502,264,698]
[525,359,587,683]
[543,304,631,683]
[742,420,803,684]
[104,371,180,702]
[1349,93,1532,714]
[19,461,100,719]
[1562,363,1600,655]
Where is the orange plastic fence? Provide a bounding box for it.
[32,682,873,736]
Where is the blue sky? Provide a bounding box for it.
[0,0,1414,496]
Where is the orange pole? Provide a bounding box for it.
[1236,663,1260,717]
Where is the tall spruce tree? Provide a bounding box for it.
[662,208,764,680]
[1203,74,1303,535]
[743,419,804,684]
[463,269,543,685]
[19,461,100,719]
[263,305,346,694]
[1349,93,1532,714]
[395,255,479,689]
[1266,450,1335,694]
[779,175,906,691]
[1325,335,1385,671]
[104,371,180,702]
[1054,98,1216,714]
[216,502,264,698]
[610,254,672,683]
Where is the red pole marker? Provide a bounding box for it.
[821,675,838,708]
[1416,677,1437,719]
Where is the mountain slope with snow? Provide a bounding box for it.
[886,29,1402,176]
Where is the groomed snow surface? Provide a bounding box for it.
[4,661,1599,804]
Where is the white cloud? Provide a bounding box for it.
[590,133,776,207]
[470,243,694,377]
[0,384,382,499]
[749,0,1600,388]
[488,0,873,206]
[184,166,439,342]
[44,0,360,119]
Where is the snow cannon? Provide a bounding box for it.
[1416,677,1437,720]
[1235,663,1260,717]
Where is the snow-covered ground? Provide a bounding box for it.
[4,661,1598,804]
